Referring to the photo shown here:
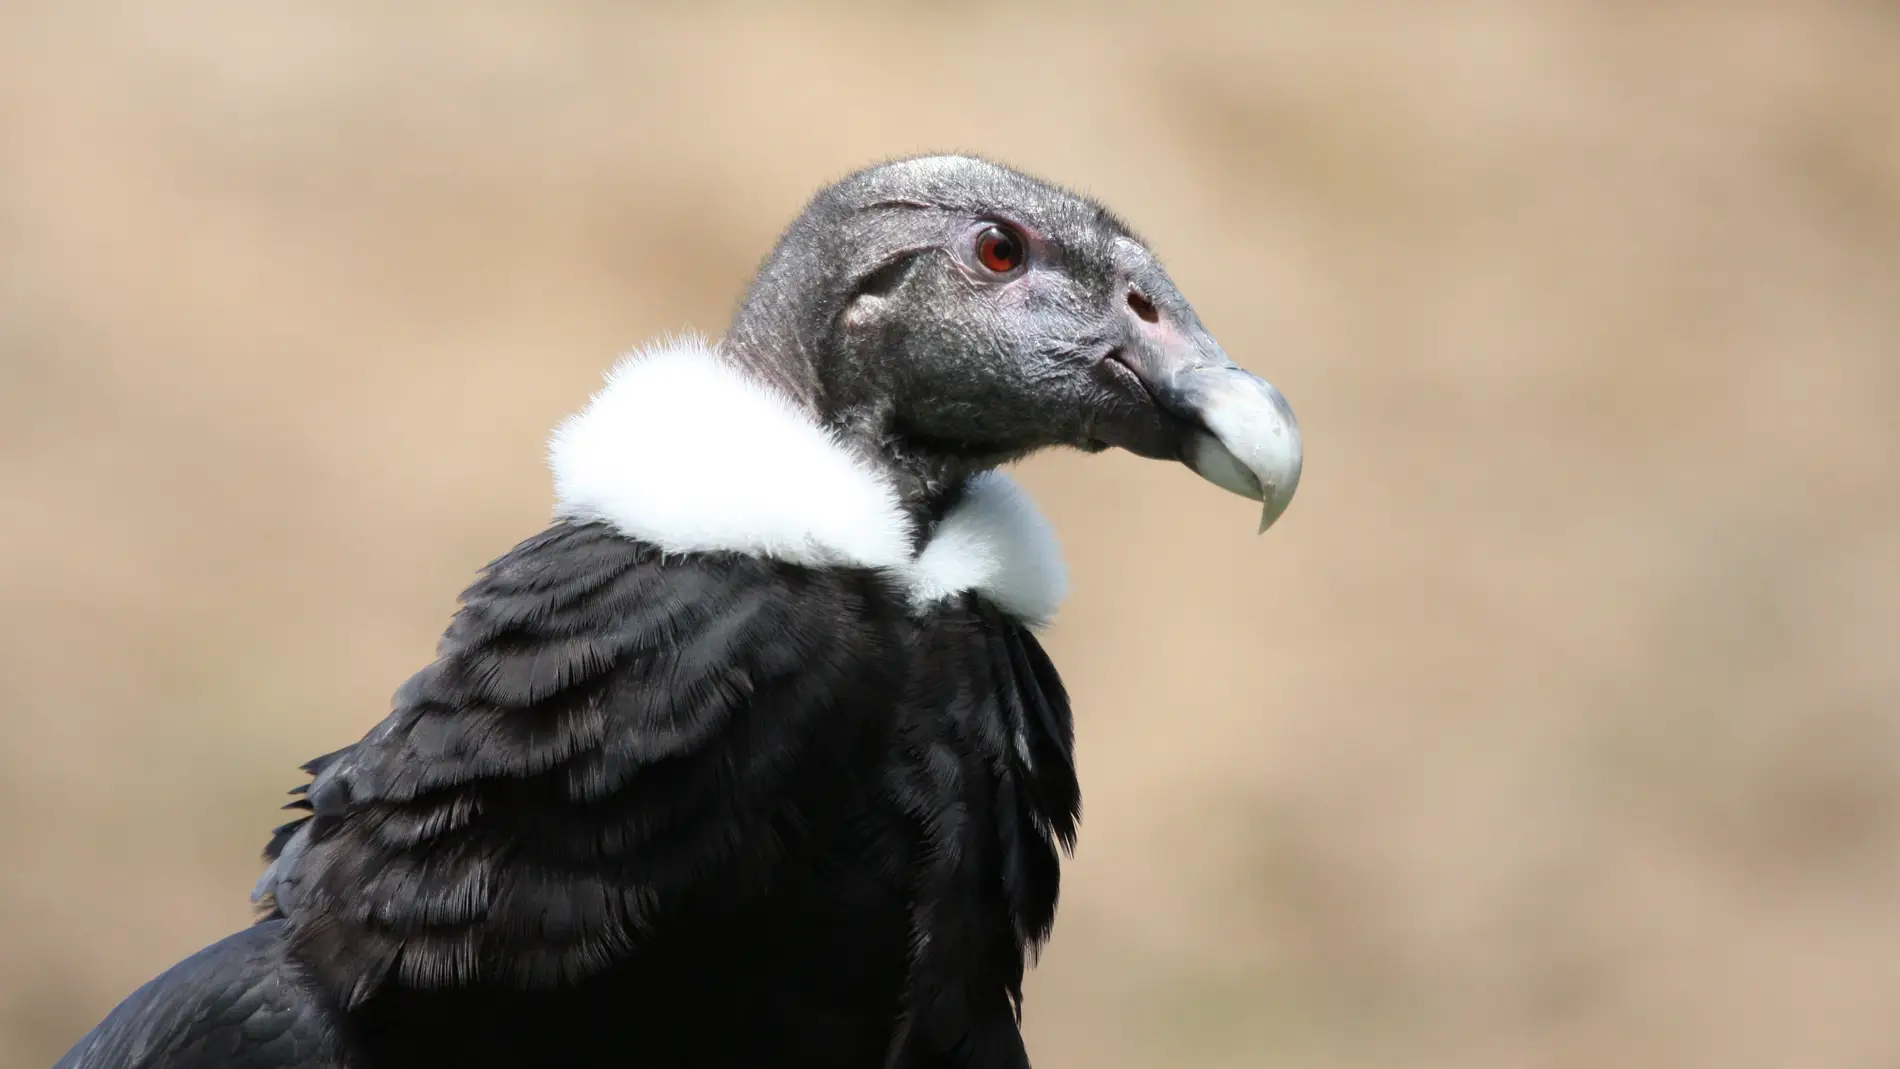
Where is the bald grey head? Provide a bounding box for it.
[722,154,1302,533]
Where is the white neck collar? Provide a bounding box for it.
[546,335,1067,626]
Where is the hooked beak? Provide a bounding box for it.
[1108,331,1303,533]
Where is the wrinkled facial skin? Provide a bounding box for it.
[726,155,1301,525]
[832,162,1190,461]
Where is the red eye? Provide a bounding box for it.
[973,225,1025,276]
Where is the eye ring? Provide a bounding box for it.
[972,224,1027,277]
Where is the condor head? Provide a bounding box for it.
[724,154,1303,534]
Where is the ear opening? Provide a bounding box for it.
[840,253,921,329]
[852,254,916,301]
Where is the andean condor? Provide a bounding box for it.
[54,155,1303,1069]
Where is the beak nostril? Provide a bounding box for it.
[1127,291,1159,324]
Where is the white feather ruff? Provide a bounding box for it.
[548,335,1067,625]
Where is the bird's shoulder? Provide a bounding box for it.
[255,520,918,999]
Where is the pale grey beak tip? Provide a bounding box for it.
[1180,369,1302,535]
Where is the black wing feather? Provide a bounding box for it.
[54,921,336,1069]
[881,603,1079,1068]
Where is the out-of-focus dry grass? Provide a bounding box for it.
[3,2,1898,1066]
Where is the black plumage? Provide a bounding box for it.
[66,528,1073,1069]
[55,154,1301,1069]
[56,922,336,1068]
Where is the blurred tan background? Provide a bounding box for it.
[4,1,1899,1066]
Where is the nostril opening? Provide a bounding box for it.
[1127,291,1159,323]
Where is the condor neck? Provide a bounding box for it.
[719,332,998,543]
